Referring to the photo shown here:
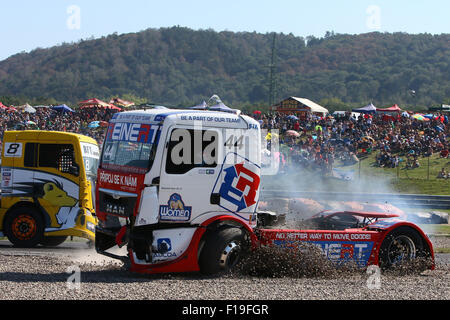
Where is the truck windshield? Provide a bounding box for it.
[100,123,160,174]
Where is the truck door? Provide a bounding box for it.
[159,126,221,223]
[32,142,81,230]
[211,128,261,225]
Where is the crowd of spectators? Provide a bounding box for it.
[249,110,450,176]
[0,105,448,178]
[0,106,117,150]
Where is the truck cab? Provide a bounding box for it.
[0,131,99,247]
[95,108,262,274]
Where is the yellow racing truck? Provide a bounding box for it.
[0,131,99,247]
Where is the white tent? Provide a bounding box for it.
[24,105,37,113]
[290,97,329,116]
[16,103,36,113]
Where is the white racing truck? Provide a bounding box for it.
[95,108,434,275]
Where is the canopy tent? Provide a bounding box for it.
[52,104,74,113]
[16,103,36,113]
[209,102,239,114]
[16,104,37,113]
[190,101,208,110]
[0,102,9,110]
[79,98,121,110]
[352,103,377,114]
[109,98,135,108]
[376,104,402,113]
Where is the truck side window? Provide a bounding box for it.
[166,129,218,175]
[39,144,76,173]
[24,143,38,167]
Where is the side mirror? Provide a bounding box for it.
[68,164,80,176]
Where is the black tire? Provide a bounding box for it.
[378,226,427,270]
[199,227,247,275]
[3,207,45,248]
[40,236,68,247]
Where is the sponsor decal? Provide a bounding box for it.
[159,193,192,222]
[217,160,260,212]
[268,231,375,266]
[273,233,374,267]
[80,142,100,158]
[157,238,172,252]
[98,169,143,193]
[5,169,79,230]
[272,238,374,267]
[106,123,155,143]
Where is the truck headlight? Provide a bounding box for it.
[86,221,96,233]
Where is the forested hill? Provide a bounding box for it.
[0,27,449,110]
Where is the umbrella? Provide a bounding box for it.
[287,115,299,120]
[52,104,74,113]
[285,130,300,137]
[362,136,375,143]
[412,114,429,121]
[25,121,37,126]
[0,102,8,110]
[88,121,100,128]
[253,110,262,115]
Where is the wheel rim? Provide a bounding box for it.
[387,235,416,265]
[12,215,37,240]
[219,241,241,269]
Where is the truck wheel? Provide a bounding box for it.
[40,236,68,247]
[199,227,247,275]
[4,207,45,248]
[378,226,425,270]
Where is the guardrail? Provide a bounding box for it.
[260,190,450,210]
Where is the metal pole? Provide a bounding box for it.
[359,158,361,179]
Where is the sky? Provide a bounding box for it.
[0,0,449,61]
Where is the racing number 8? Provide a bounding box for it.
[7,144,20,155]
[4,142,23,157]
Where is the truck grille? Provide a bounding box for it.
[98,189,138,218]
